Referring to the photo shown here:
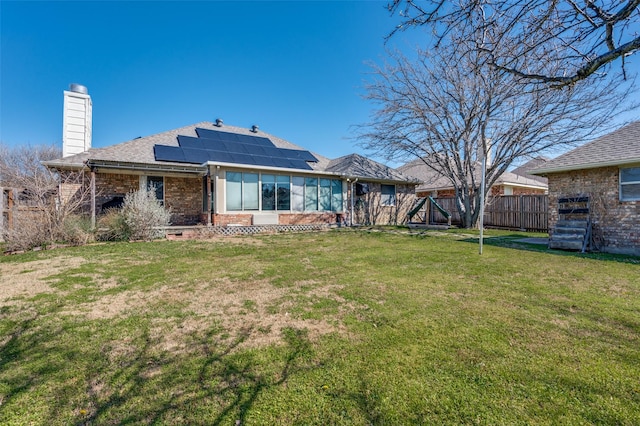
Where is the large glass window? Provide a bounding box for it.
[226,172,242,211]
[381,184,396,206]
[319,179,332,211]
[243,173,259,210]
[226,172,259,211]
[291,177,305,211]
[277,175,291,210]
[305,177,318,211]
[226,172,343,212]
[331,179,343,211]
[620,167,640,201]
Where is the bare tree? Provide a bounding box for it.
[359,39,629,228]
[388,0,640,87]
[0,143,93,250]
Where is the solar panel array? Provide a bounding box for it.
[154,128,319,170]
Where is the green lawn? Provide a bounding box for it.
[1,229,638,425]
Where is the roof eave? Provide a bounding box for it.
[532,157,640,175]
[41,160,87,171]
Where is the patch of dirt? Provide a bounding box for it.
[0,256,87,304]
[64,277,359,351]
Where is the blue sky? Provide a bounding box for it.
[1,0,418,160]
[1,1,637,164]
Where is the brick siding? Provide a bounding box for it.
[164,176,202,225]
[547,166,640,255]
[95,173,139,210]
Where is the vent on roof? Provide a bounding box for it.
[215,118,223,127]
[69,83,88,94]
[251,125,259,133]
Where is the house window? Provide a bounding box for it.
[331,179,343,211]
[381,184,396,206]
[226,172,343,212]
[261,174,290,211]
[291,177,305,211]
[226,172,259,211]
[620,167,640,201]
[276,175,291,210]
[319,179,332,211]
[305,177,318,211]
[147,176,164,203]
[226,172,242,211]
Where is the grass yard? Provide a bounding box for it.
[0,229,638,425]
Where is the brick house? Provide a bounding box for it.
[43,86,416,230]
[398,157,548,198]
[532,121,640,256]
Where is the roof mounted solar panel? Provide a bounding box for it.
[154,145,187,163]
[182,147,209,164]
[177,136,208,149]
[280,148,318,162]
[196,128,274,147]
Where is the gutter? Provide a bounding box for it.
[87,160,207,175]
[205,161,340,177]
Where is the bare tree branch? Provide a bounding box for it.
[387,0,640,87]
[358,37,630,227]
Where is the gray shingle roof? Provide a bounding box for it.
[510,157,549,185]
[43,121,414,183]
[398,157,548,192]
[44,121,331,172]
[532,121,640,175]
[325,153,416,183]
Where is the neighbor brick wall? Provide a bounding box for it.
[547,166,640,255]
[348,182,416,225]
[511,187,546,196]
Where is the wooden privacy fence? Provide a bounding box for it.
[430,194,549,232]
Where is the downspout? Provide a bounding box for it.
[206,169,212,226]
[90,167,96,230]
[350,178,358,227]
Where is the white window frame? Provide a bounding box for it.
[620,166,640,201]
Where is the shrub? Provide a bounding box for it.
[120,187,171,241]
[96,208,130,242]
[61,214,95,246]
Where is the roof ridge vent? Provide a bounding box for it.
[215,118,223,127]
[251,125,259,133]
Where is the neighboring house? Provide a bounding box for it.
[43,85,416,229]
[325,153,418,225]
[532,121,640,255]
[398,158,548,198]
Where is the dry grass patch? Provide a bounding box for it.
[0,256,87,304]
